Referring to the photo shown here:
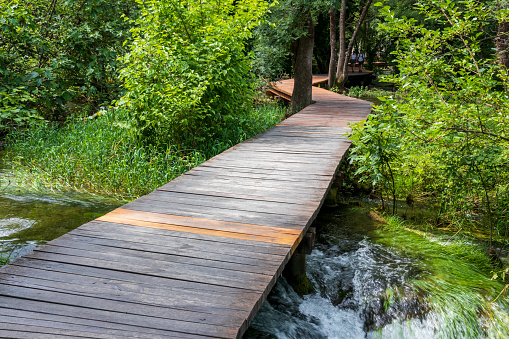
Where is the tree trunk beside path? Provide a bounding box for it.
[328,8,338,89]
[335,0,373,90]
[291,13,315,114]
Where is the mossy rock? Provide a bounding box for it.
[289,275,315,296]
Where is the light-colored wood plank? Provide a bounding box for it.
[97,208,301,246]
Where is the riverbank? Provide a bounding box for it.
[2,102,286,201]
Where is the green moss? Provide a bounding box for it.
[290,274,315,297]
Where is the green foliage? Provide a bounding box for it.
[0,87,44,132]
[344,85,392,99]
[118,0,268,147]
[0,0,138,132]
[6,101,286,200]
[251,0,328,80]
[350,0,509,240]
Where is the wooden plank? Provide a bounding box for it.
[0,324,107,339]
[0,311,169,339]
[57,232,284,267]
[0,296,205,338]
[10,256,267,297]
[0,272,252,322]
[154,187,324,209]
[0,283,243,337]
[177,170,332,190]
[124,200,310,229]
[0,265,260,309]
[157,182,327,203]
[37,239,277,276]
[21,249,274,292]
[185,167,333,185]
[190,164,335,181]
[0,299,235,338]
[98,208,303,241]
[79,221,292,255]
[135,190,318,215]
[75,222,289,258]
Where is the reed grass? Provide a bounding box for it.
[6,102,286,201]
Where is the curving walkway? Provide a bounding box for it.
[0,76,371,338]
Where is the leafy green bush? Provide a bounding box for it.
[350,0,509,244]
[0,0,138,131]
[118,0,268,147]
[0,87,43,135]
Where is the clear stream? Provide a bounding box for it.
[1,149,509,338]
[0,149,120,262]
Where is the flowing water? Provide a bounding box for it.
[244,205,509,339]
[0,148,120,263]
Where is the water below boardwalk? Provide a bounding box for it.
[244,204,509,339]
[2,148,508,338]
[0,149,120,262]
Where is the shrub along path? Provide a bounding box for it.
[0,76,371,338]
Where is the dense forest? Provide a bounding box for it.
[1,0,509,293]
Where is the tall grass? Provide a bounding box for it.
[6,102,286,200]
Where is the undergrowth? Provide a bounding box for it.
[5,101,286,201]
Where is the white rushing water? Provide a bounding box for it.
[244,231,509,339]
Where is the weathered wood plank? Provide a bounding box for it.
[55,233,285,267]
[80,221,292,254]
[124,200,311,229]
[21,249,274,292]
[0,296,207,338]
[135,190,318,215]
[35,240,278,276]
[0,304,235,338]
[0,310,174,339]
[74,221,290,258]
[0,273,253,322]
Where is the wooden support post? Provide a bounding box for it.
[283,227,315,295]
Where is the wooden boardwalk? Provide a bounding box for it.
[0,77,371,338]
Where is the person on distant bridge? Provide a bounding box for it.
[350,51,357,72]
[357,51,365,72]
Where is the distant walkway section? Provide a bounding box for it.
[0,76,372,338]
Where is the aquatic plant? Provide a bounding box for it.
[378,215,509,338]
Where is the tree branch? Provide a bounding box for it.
[448,127,509,142]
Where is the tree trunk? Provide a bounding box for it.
[334,0,347,91]
[335,0,373,89]
[327,8,338,89]
[291,13,315,114]
[497,21,509,71]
